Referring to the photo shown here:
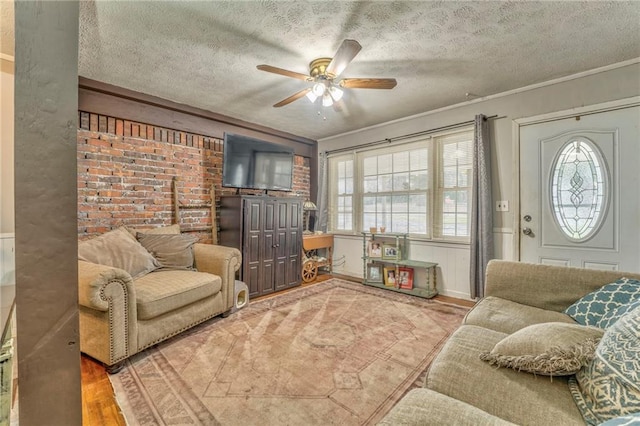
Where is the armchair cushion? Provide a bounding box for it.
[135,270,222,320]
[136,233,199,270]
[78,227,158,279]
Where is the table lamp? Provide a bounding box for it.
[303,200,317,234]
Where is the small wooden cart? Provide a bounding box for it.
[301,234,334,283]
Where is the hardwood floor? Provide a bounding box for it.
[81,356,126,425]
[80,273,474,425]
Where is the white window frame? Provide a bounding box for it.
[327,127,473,243]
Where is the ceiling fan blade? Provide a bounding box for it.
[273,88,312,108]
[326,39,362,77]
[339,78,398,89]
[257,64,311,81]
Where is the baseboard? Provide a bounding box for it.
[438,289,474,302]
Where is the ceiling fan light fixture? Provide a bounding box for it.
[322,92,333,107]
[312,82,326,97]
[257,39,397,109]
[306,91,318,103]
[329,86,343,102]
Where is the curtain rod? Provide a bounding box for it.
[323,114,499,156]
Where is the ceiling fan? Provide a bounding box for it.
[257,39,397,108]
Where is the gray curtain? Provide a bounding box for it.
[315,152,329,232]
[470,114,493,299]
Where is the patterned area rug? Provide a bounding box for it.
[109,279,468,425]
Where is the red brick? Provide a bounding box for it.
[77,116,311,239]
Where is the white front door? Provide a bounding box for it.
[519,105,640,271]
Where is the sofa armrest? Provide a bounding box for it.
[484,260,640,312]
[378,388,516,426]
[193,244,241,310]
[78,260,138,365]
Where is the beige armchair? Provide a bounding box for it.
[78,243,241,373]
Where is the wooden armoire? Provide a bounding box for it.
[219,195,302,298]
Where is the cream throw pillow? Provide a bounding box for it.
[78,227,159,278]
[480,322,604,376]
[125,224,181,238]
[136,233,199,270]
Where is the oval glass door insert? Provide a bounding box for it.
[550,138,608,241]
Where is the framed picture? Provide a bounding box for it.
[382,244,400,260]
[383,267,398,287]
[367,264,383,283]
[367,241,383,258]
[397,267,414,290]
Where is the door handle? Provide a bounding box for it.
[522,227,533,236]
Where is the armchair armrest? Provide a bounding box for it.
[378,388,516,426]
[193,244,241,310]
[78,260,138,365]
[484,260,640,312]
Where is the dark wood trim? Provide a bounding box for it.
[309,143,318,203]
[78,77,317,157]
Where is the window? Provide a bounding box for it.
[328,128,473,242]
[550,138,608,241]
[435,132,473,239]
[330,154,354,231]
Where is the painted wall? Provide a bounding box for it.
[0,58,15,289]
[1,58,14,234]
[319,62,640,300]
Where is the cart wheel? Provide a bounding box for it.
[302,261,318,283]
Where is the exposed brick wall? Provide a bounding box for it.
[78,112,311,242]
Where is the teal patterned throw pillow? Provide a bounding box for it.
[564,278,640,328]
[568,305,640,425]
[598,299,640,329]
[598,412,640,426]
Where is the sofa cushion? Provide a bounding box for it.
[78,226,158,279]
[464,296,577,334]
[480,322,603,376]
[379,388,517,426]
[564,278,640,328]
[568,305,640,425]
[427,325,584,426]
[135,270,222,320]
[137,233,199,270]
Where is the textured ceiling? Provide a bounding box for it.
[6,2,640,140]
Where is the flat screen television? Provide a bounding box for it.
[222,133,294,191]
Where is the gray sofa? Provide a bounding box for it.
[77,227,241,373]
[380,260,640,425]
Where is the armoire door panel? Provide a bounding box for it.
[289,202,300,229]
[287,257,300,287]
[246,233,261,263]
[264,201,275,232]
[262,262,275,294]
[263,233,275,261]
[288,231,300,256]
[246,264,260,296]
[247,201,262,232]
[275,259,287,290]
